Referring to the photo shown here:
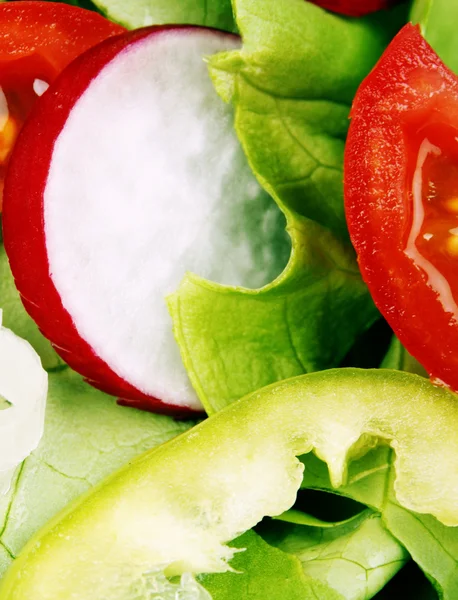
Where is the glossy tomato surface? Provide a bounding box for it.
[0,1,124,206]
[309,0,400,17]
[345,23,458,392]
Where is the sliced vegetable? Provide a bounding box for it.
[0,368,193,577]
[0,1,124,208]
[4,25,288,415]
[169,0,404,413]
[1,369,458,598]
[0,311,47,495]
[345,23,458,393]
[309,0,401,17]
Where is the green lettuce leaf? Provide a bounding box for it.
[274,508,364,528]
[259,511,408,600]
[168,0,406,414]
[0,368,194,578]
[410,0,458,73]
[208,0,404,238]
[374,562,437,600]
[200,530,344,600]
[90,0,235,31]
[170,221,376,414]
[300,447,458,599]
[0,244,62,371]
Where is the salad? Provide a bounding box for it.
[0,0,456,598]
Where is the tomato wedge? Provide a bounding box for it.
[309,0,401,17]
[345,24,458,392]
[0,1,124,208]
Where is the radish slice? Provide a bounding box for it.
[3,27,288,415]
[0,311,48,494]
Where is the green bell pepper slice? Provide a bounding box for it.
[1,368,457,599]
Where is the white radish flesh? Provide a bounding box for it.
[43,29,288,410]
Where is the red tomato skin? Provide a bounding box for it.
[3,27,202,417]
[309,0,400,17]
[0,2,126,208]
[0,2,125,73]
[345,23,458,392]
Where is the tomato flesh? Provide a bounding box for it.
[0,2,124,209]
[345,24,458,391]
[309,0,401,17]
[404,122,458,318]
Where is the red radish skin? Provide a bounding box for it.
[4,29,196,417]
[310,0,400,17]
[4,26,278,416]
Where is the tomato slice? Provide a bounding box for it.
[0,1,124,208]
[345,23,458,392]
[309,0,401,17]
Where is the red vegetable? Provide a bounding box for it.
[0,1,124,207]
[3,24,245,417]
[309,0,400,17]
[345,24,458,392]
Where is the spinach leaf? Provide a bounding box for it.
[169,0,405,413]
[90,0,236,31]
[259,511,408,600]
[410,0,458,73]
[0,368,194,578]
[200,530,345,600]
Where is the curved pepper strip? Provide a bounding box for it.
[1,369,457,599]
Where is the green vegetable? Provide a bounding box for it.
[1,369,457,599]
[260,511,408,600]
[0,244,62,371]
[300,446,458,599]
[0,395,10,410]
[90,0,236,31]
[0,368,193,578]
[201,530,344,600]
[373,561,437,600]
[410,0,458,73]
[168,0,406,414]
[170,221,376,414]
[274,508,364,528]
